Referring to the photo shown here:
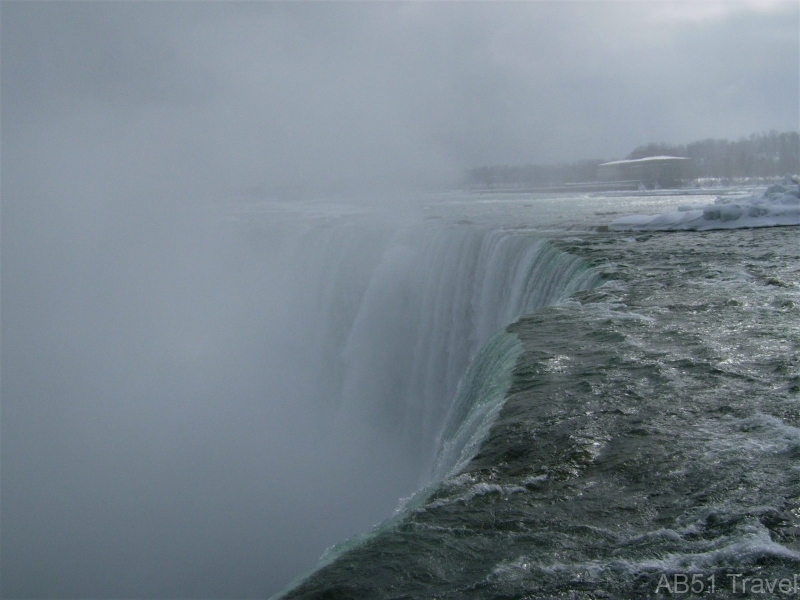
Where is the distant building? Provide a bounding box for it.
[597,156,690,189]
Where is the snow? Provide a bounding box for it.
[609,183,800,231]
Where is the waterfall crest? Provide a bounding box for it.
[280,216,602,477]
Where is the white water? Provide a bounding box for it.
[265,208,603,598]
[431,329,524,481]
[270,211,603,479]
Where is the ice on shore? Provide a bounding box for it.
[609,183,800,231]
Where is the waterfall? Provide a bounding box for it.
[279,215,602,478]
[270,212,602,600]
[430,329,524,481]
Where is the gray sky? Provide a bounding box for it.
[3,1,798,194]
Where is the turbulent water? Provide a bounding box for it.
[272,191,800,599]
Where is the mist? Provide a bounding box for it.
[4,2,797,194]
[2,1,798,597]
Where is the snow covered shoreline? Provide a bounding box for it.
[609,183,800,231]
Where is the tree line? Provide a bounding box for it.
[627,130,799,180]
[463,130,799,189]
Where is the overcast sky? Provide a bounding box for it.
[3,0,798,194]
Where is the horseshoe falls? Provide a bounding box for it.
[242,201,604,596]
[270,189,800,599]
[283,215,601,476]
[5,189,800,600]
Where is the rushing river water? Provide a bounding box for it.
[277,190,800,599]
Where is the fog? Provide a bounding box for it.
[2,180,426,597]
[4,2,797,194]
[2,2,798,597]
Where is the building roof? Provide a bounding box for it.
[599,156,690,167]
